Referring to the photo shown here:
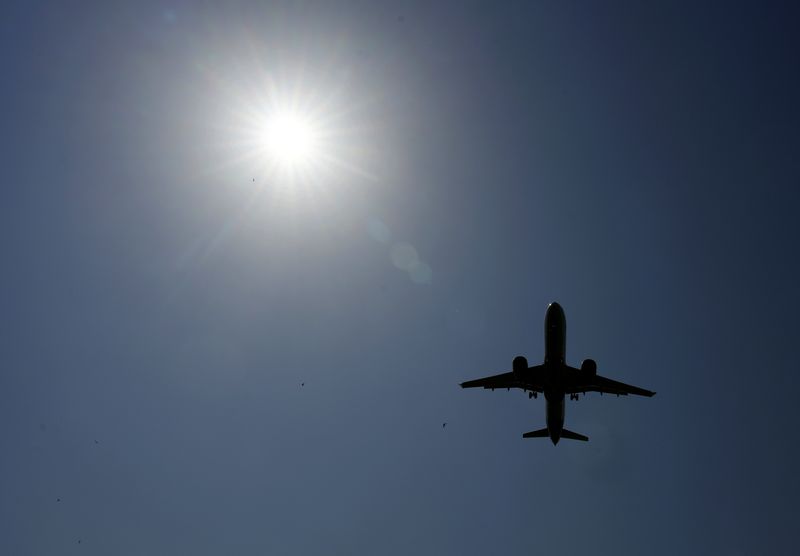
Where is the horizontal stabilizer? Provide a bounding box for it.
[522,428,549,439]
[561,428,589,441]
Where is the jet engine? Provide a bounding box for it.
[581,358,597,375]
[513,355,528,380]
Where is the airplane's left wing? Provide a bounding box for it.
[460,366,545,392]
[460,371,518,390]
[565,369,655,397]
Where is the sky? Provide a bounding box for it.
[2,2,800,554]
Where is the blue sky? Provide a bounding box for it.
[2,2,799,554]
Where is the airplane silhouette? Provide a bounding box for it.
[461,302,655,444]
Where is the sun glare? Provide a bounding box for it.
[259,110,320,170]
[198,45,373,191]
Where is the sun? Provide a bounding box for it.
[196,46,375,191]
[259,109,320,170]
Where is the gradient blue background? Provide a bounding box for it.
[2,2,799,554]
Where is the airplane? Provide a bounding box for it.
[460,302,655,444]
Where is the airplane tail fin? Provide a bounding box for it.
[522,428,549,439]
[560,428,589,441]
[522,428,589,441]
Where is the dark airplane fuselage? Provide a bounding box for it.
[461,301,654,442]
[543,302,567,444]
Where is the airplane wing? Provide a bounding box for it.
[460,366,545,392]
[565,368,655,397]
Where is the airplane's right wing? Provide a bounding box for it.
[591,375,656,397]
[565,369,655,397]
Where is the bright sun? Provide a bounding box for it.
[259,109,320,170]
[203,53,369,190]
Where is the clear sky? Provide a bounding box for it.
[2,2,799,554]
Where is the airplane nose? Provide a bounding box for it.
[547,302,564,317]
